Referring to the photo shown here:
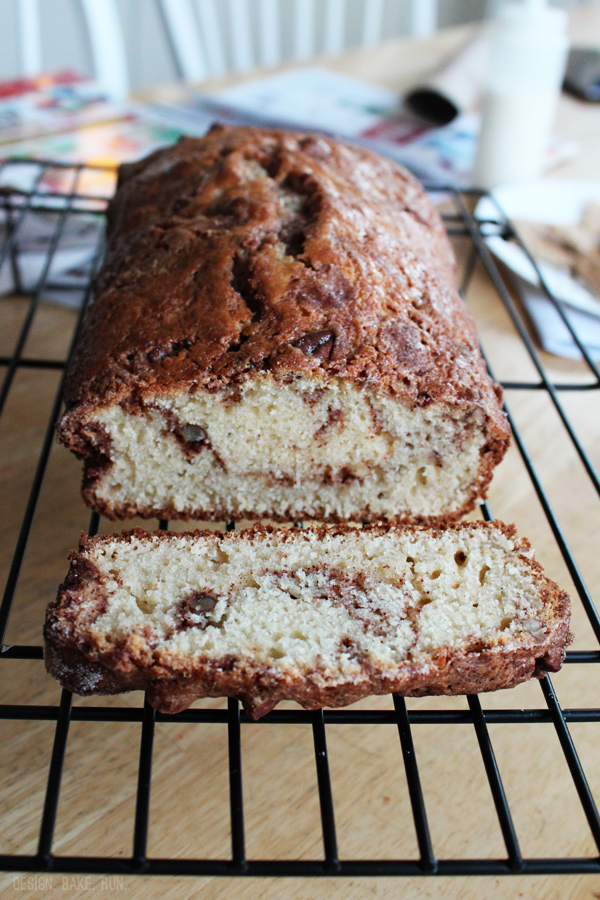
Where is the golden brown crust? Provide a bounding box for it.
[82,497,485,527]
[57,126,510,521]
[44,522,571,719]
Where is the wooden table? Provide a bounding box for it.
[1,6,600,898]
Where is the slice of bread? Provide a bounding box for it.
[44,522,571,718]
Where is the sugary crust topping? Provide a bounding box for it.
[60,126,508,449]
[78,491,488,527]
[77,519,519,550]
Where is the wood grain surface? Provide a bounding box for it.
[1,7,600,899]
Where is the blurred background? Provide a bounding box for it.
[0,0,596,93]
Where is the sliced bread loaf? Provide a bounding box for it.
[57,127,509,524]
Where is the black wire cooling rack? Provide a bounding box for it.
[0,158,599,880]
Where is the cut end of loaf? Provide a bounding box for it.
[57,127,510,524]
[59,375,508,523]
[44,522,571,718]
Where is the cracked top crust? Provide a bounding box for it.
[61,125,507,443]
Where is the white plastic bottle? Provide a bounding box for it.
[473,0,569,190]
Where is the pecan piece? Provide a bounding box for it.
[293,329,335,360]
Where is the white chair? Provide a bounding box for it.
[14,0,439,100]
[17,0,130,100]
[158,0,439,82]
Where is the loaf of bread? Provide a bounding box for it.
[57,125,510,524]
[44,522,571,718]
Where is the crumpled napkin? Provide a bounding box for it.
[506,269,600,361]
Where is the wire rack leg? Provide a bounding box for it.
[37,689,73,865]
[393,696,437,873]
[541,678,600,853]
[467,695,523,872]
[311,709,340,873]
[227,698,247,873]
[132,699,156,872]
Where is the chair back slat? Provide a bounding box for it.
[195,0,228,78]
[227,0,254,72]
[361,0,385,47]
[409,0,438,38]
[19,0,43,76]
[293,0,316,61]
[160,0,207,82]
[80,0,130,100]
[12,0,442,95]
[323,0,346,56]
[257,0,281,68]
